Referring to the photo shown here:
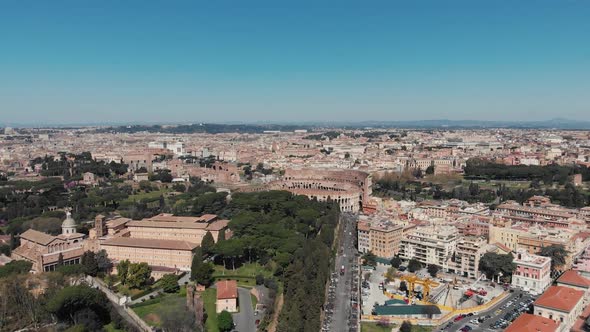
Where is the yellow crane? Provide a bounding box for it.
[399,275,440,301]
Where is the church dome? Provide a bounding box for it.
[62,211,76,228]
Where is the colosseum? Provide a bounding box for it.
[267,168,372,212]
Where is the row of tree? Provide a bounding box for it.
[464,158,590,183]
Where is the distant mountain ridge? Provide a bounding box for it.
[2,118,590,130]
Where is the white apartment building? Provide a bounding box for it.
[449,237,487,279]
[399,225,458,269]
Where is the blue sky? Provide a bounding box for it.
[1,1,589,124]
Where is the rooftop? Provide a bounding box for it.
[505,313,560,332]
[216,280,238,300]
[556,270,590,289]
[534,286,584,312]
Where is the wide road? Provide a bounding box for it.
[233,287,256,332]
[329,212,358,332]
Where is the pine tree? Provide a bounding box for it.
[191,247,203,281]
[201,232,215,256]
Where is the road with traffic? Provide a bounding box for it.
[323,212,359,332]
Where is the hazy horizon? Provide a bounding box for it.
[1,1,589,124]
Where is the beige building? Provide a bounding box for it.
[357,220,403,259]
[449,237,487,279]
[11,212,86,273]
[488,224,526,252]
[101,237,197,271]
[95,213,229,274]
[534,286,585,330]
[216,280,238,313]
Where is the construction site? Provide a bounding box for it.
[361,264,507,324]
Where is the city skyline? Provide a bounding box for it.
[1,1,589,124]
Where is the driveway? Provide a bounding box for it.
[232,287,257,332]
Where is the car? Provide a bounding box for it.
[454,315,466,322]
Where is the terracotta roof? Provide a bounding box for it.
[20,229,56,246]
[206,219,229,231]
[127,220,209,229]
[534,286,584,312]
[491,242,512,254]
[505,314,559,332]
[101,237,198,251]
[557,270,590,289]
[216,280,238,300]
[147,213,218,223]
[107,217,131,228]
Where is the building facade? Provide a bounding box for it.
[511,249,552,295]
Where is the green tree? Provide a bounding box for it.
[408,259,422,273]
[425,165,435,175]
[81,251,99,276]
[400,321,412,332]
[0,260,33,279]
[201,231,215,256]
[45,285,110,326]
[361,251,377,267]
[126,262,152,289]
[194,262,214,287]
[539,244,569,273]
[117,260,130,285]
[478,252,515,281]
[427,264,439,278]
[95,249,112,273]
[218,310,234,332]
[57,253,64,267]
[191,247,213,286]
[172,183,186,192]
[390,255,402,268]
[160,274,180,293]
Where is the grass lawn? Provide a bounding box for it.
[361,322,391,332]
[251,293,258,310]
[131,291,186,327]
[213,262,272,278]
[213,262,273,288]
[103,323,124,332]
[203,288,219,332]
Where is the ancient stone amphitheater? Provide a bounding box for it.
[267,168,372,212]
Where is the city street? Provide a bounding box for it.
[323,212,359,332]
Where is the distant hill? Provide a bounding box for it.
[4,118,590,131]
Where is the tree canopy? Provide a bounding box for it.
[218,310,234,332]
[478,252,515,281]
[539,244,569,272]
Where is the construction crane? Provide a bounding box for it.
[399,275,440,301]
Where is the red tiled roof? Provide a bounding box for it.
[216,280,238,300]
[534,286,584,312]
[505,313,559,332]
[557,270,590,289]
[491,242,512,253]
